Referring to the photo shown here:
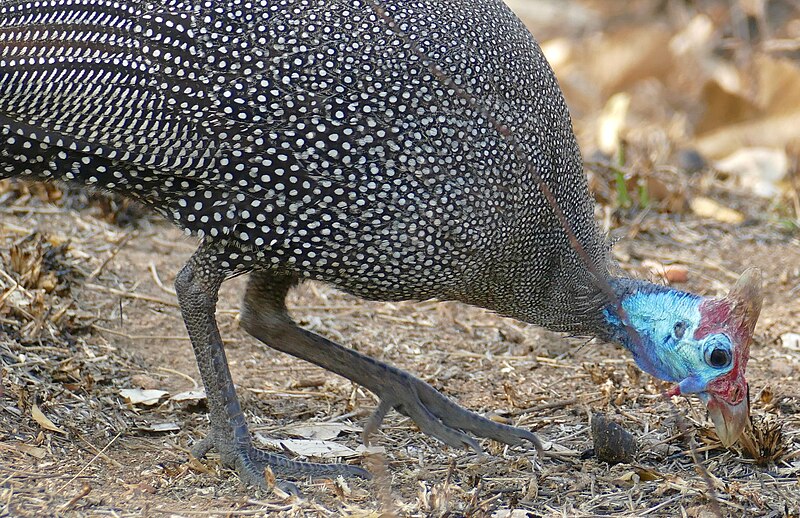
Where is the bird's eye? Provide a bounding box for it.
[673,321,687,340]
[705,347,731,369]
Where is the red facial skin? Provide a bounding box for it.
[665,269,762,447]
[663,298,751,403]
[694,298,750,406]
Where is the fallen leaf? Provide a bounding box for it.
[281,422,361,441]
[170,390,206,403]
[613,471,641,485]
[633,466,663,482]
[538,440,580,456]
[119,388,168,406]
[642,260,689,284]
[690,197,745,224]
[715,147,788,197]
[255,434,382,459]
[136,422,180,433]
[0,442,47,459]
[31,403,66,434]
[585,25,673,94]
[780,332,800,351]
[256,435,358,458]
[758,386,774,405]
[695,56,800,158]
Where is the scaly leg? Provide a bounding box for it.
[174,244,369,489]
[239,270,542,455]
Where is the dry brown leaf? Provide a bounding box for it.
[169,389,206,403]
[585,25,673,94]
[695,56,800,158]
[642,260,689,284]
[119,388,168,406]
[633,466,663,482]
[31,403,66,434]
[715,147,788,197]
[136,422,180,433]
[695,80,761,137]
[0,442,48,459]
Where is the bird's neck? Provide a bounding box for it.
[601,278,701,382]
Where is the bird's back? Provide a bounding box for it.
[0,0,609,331]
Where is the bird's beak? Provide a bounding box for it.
[705,392,749,447]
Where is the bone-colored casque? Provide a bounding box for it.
[0,0,761,489]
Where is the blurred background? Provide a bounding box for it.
[509,0,799,234]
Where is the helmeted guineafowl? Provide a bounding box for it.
[0,0,761,489]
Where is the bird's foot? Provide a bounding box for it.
[191,430,370,491]
[364,365,542,455]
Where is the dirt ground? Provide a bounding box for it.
[2,1,800,517]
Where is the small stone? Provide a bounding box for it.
[676,148,707,174]
[591,413,636,464]
[642,260,689,284]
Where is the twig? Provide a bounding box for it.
[640,494,684,515]
[58,482,91,512]
[86,231,136,282]
[149,261,177,296]
[58,432,122,492]
[152,507,292,516]
[85,283,179,307]
[510,398,578,416]
[76,433,123,468]
[156,367,199,389]
[91,324,190,341]
[668,399,724,518]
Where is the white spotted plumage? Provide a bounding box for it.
[0,0,609,332]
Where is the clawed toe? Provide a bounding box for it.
[192,433,371,489]
[366,370,542,456]
[191,435,216,460]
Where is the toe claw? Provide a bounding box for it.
[520,430,544,457]
[363,399,392,446]
[369,369,544,457]
[463,435,482,454]
[276,479,302,497]
[191,436,215,459]
[195,432,370,487]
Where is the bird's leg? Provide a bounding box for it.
[240,271,542,455]
[174,244,369,489]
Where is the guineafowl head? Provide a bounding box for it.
[605,268,762,446]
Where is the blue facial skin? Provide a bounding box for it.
[603,279,735,395]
